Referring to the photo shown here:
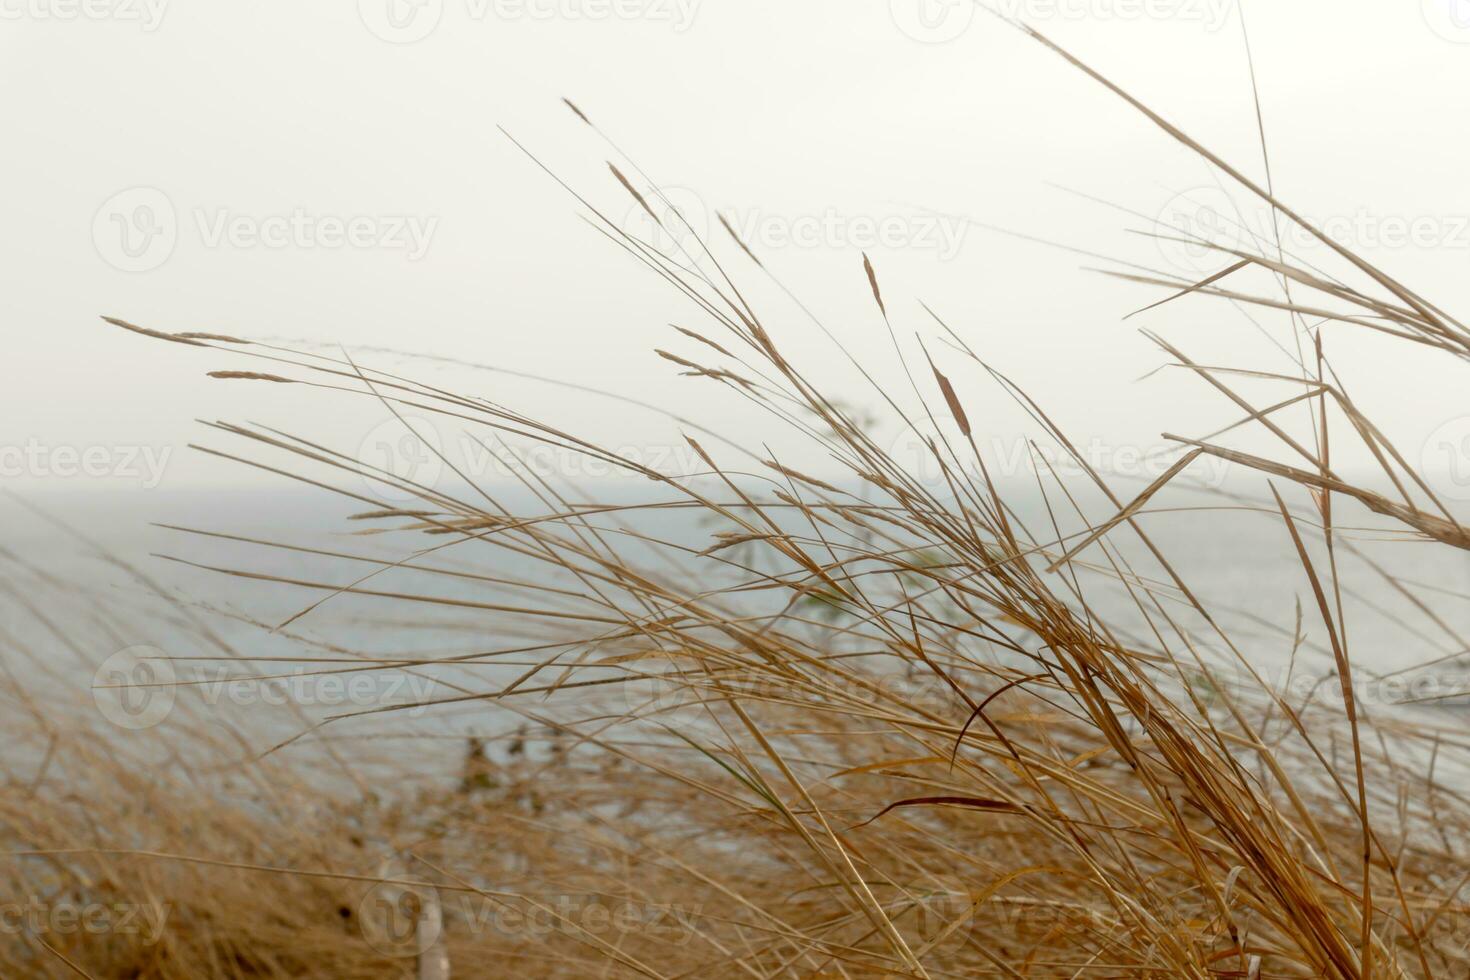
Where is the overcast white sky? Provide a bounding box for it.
[3,1,1469,502]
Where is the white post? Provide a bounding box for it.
[417,886,450,980]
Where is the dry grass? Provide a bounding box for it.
[6,22,1470,979]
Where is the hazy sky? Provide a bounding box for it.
[4,1,1469,502]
